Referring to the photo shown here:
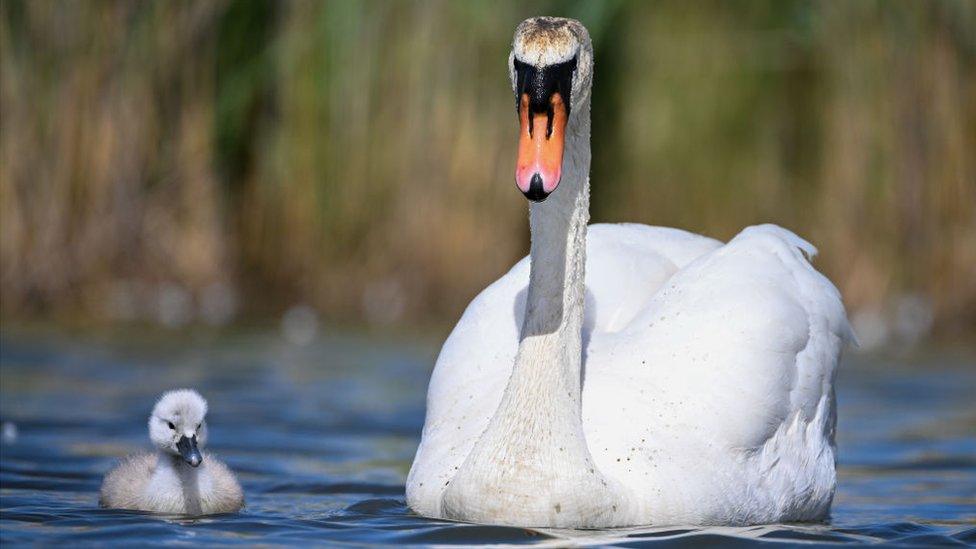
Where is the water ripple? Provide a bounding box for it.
[1,331,974,546]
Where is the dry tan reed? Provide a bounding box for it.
[1,0,973,338]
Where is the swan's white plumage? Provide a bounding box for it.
[407,16,852,527]
[407,223,852,525]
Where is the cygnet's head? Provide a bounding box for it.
[148,389,208,467]
[509,16,593,202]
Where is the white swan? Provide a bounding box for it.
[100,389,244,515]
[406,17,853,528]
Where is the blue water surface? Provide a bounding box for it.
[1,327,974,546]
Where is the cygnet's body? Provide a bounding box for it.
[100,389,244,515]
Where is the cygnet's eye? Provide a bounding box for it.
[167,421,176,430]
[196,423,201,431]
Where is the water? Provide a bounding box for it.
[1,327,974,546]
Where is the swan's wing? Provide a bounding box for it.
[407,223,721,517]
[601,223,853,446]
[583,224,853,521]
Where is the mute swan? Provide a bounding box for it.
[406,17,853,528]
[100,389,244,515]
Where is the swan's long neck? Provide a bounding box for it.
[442,98,627,527]
[516,96,591,423]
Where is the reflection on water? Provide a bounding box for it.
[1,328,974,546]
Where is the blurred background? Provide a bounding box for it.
[2,0,974,347]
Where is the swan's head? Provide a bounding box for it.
[509,16,593,202]
[148,389,208,467]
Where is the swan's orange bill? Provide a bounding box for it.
[516,92,567,200]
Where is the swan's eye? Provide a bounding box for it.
[167,421,175,430]
[196,423,201,430]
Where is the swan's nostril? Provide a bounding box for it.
[523,173,550,202]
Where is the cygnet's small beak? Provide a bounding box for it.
[177,435,202,467]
